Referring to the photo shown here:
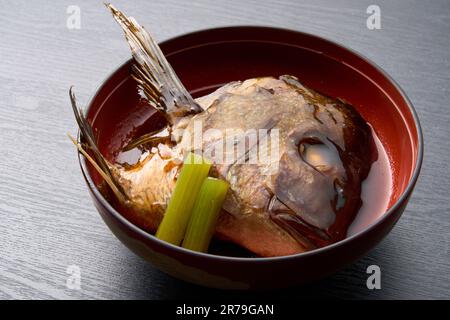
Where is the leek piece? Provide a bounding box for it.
[156,152,212,245]
[182,177,229,252]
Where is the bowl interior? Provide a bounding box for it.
[85,27,420,245]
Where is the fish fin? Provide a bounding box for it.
[69,87,128,203]
[105,3,203,125]
[122,130,170,152]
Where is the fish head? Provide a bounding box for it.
[192,76,375,251]
[269,84,375,248]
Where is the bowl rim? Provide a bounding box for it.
[78,25,424,263]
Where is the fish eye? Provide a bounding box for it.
[299,138,339,171]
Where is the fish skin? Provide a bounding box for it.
[111,75,374,257]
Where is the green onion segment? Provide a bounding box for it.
[156,152,212,245]
[182,177,229,252]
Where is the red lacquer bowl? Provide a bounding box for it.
[78,27,423,289]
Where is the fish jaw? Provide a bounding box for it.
[215,210,306,257]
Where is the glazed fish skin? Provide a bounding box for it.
[71,4,374,257]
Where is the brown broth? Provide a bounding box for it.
[348,126,392,236]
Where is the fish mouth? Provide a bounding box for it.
[268,194,331,250]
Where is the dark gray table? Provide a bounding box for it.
[1,0,449,300]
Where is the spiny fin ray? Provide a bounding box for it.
[105,3,203,125]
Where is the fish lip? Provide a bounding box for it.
[77,26,424,263]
